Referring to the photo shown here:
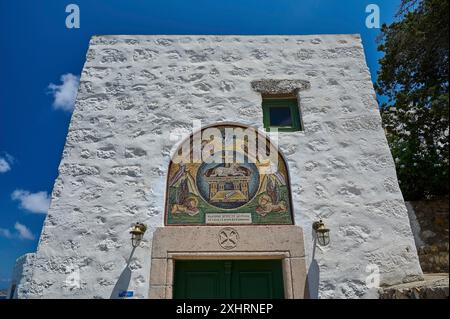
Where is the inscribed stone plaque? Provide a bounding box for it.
[205,213,252,224]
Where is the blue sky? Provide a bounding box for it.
[0,0,401,289]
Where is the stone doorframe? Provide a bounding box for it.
[148,225,307,299]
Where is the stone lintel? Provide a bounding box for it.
[251,79,310,95]
[151,225,306,258]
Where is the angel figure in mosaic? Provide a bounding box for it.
[169,164,200,216]
[256,169,288,216]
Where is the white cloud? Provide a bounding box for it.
[48,73,80,112]
[11,190,51,214]
[14,222,35,240]
[4,153,14,163]
[0,158,11,173]
[0,223,34,240]
[0,153,13,173]
[0,228,12,239]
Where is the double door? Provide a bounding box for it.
[173,259,284,299]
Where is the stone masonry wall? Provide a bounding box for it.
[20,35,423,299]
[406,198,449,273]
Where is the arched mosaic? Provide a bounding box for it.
[165,124,294,225]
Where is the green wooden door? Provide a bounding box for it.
[173,260,284,299]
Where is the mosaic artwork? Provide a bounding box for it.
[165,125,294,225]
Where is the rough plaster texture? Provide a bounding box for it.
[17,35,423,299]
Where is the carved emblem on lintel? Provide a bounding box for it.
[218,227,239,250]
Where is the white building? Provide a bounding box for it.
[9,35,423,299]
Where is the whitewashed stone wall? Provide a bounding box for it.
[7,253,35,299]
[20,35,423,298]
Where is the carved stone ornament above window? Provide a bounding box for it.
[251,79,310,95]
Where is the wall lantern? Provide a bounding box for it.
[313,219,330,246]
[130,222,147,248]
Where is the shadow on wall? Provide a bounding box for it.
[306,235,320,299]
[110,247,136,299]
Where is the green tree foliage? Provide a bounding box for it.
[376,0,449,200]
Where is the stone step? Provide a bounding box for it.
[379,273,449,299]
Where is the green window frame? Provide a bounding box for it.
[262,98,302,132]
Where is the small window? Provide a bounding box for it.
[262,97,302,132]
